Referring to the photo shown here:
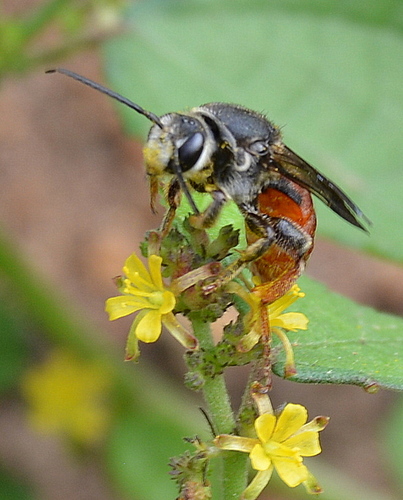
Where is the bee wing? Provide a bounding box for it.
[271,144,371,232]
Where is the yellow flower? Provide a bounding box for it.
[21,350,111,445]
[214,394,329,499]
[105,253,197,361]
[267,284,309,332]
[238,284,309,352]
[227,283,308,377]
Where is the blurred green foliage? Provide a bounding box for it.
[0,0,123,76]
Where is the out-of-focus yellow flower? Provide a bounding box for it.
[21,350,111,445]
[214,393,329,499]
[105,253,197,361]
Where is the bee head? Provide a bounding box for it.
[144,112,217,177]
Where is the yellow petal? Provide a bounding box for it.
[272,455,309,487]
[128,271,155,292]
[255,413,276,443]
[241,469,273,500]
[123,253,151,284]
[272,404,307,443]
[250,444,272,471]
[237,328,261,352]
[271,312,309,331]
[148,255,164,290]
[268,300,290,318]
[125,314,143,361]
[268,285,304,318]
[268,293,297,317]
[135,309,162,342]
[299,416,330,434]
[159,290,176,314]
[284,430,321,457]
[105,296,148,320]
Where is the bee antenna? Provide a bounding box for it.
[46,68,164,129]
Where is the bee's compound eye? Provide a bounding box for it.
[178,132,204,171]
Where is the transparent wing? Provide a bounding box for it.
[271,144,371,231]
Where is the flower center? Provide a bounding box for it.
[148,290,176,314]
[263,440,282,457]
[148,291,165,307]
[263,440,302,463]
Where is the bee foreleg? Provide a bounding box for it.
[159,179,181,237]
[189,190,227,229]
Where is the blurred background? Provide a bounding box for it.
[0,1,402,499]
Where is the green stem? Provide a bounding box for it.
[191,317,248,499]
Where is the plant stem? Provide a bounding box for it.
[191,317,248,499]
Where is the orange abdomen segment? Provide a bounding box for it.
[247,180,316,303]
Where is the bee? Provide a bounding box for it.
[47,68,370,305]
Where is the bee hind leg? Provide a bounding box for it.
[202,211,312,294]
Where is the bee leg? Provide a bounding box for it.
[202,215,276,294]
[154,187,226,254]
[256,300,273,390]
[203,211,312,294]
[263,217,313,259]
[159,179,181,237]
[147,180,181,256]
[189,190,227,229]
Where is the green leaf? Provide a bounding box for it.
[272,276,403,390]
[102,0,403,262]
[106,409,197,499]
[176,193,246,243]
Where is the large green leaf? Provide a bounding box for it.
[272,276,403,390]
[102,0,403,261]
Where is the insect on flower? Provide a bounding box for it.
[47,68,370,310]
